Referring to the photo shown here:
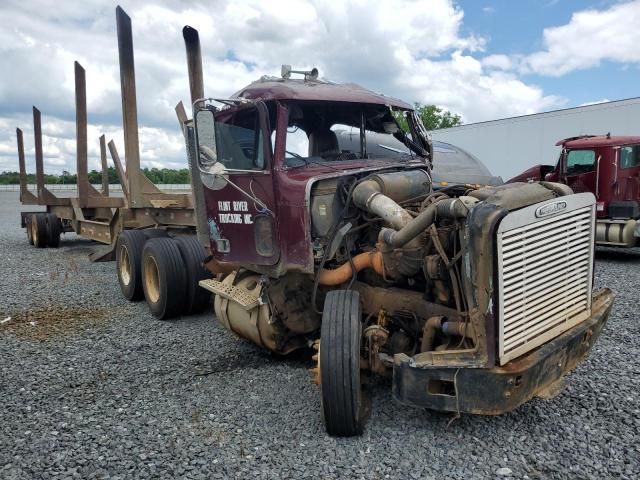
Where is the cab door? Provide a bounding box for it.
[561,148,597,195]
[196,101,280,265]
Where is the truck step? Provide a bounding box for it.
[199,279,261,310]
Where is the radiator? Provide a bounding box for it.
[496,193,595,365]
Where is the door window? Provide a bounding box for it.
[216,106,265,170]
[620,145,640,169]
[566,150,596,175]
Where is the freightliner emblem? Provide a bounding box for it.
[535,201,567,218]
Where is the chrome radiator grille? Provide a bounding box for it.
[496,193,595,365]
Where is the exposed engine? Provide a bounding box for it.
[213,167,575,373]
[307,169,480,365]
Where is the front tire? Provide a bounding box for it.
[319,290,364,436]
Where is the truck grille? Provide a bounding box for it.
[496,194,595,365]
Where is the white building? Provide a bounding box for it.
[431,97,640,181]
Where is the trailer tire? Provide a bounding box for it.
[26,216,34,245]
[46,213,61,248]
[320,290,364,437]
[31,213,48,248]
[142,237,187,320]
[174,236,212,314]
[116,230,148,301]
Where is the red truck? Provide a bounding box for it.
[509,134,640,247]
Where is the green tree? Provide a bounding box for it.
[395,103,463,132]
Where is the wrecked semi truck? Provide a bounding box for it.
[178,29,614,436]
[509,134,640,248]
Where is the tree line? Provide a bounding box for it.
[394,103,463,131]
[0,167,192,185]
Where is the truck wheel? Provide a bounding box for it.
[174,236,212,314]
[142,237,187,320]
[46,213,61,248]
[320,290,364,436]
[31,213,48,248]
[116,230,147,300]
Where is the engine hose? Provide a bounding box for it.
[379,196,478,249]
[420,316,444,353]
[318,251,384,286]
[379,203,437,248]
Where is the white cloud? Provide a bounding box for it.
[482,54,515,71]
[521,0,640,76]
[0,0,567,174]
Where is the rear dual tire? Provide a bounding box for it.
[142,238,187,320]
[174,236,211,314]
[31,213,48,248]
[29,213,61,248]
[116,229,168,301]
[46,213,61,248]
[116,230,210,320]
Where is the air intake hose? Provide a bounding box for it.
[379,196,478,248]
[352,170,431,276]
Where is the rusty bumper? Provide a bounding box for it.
[392,288,615,415]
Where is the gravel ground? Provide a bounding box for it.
[0,191,638,479]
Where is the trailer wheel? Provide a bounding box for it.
[116,230,148,300]
[319,290,365,436]
[174,236,212,314]
[26,217,34,245]
[142,237,187,319]
[46,213,61,248]
[31,213,48,248]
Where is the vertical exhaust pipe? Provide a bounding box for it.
[182,26,205,111]
[181,26,210,248]
[32,106,45,203]
[116,5,143,207]
[74,61,90,206]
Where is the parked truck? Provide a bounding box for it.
[179,28,614,436]
[16,7,615,438]
[509,134,640,247]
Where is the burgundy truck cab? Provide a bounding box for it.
[510,135,640,247]
[185,65,613,437]
[193,79,430,277]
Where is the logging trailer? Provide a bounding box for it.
[17,7,212,318]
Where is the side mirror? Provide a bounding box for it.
[195,108,217,168]
[195,108,228,190]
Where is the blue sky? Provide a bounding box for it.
[0,0,638,174]
[459,0,637,106]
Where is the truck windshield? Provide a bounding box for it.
[566,149,595,175]
[620,145,640,169]
[282,101,417,167]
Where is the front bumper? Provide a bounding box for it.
[392,288,614,415]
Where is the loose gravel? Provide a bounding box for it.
[0,191,638,479]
